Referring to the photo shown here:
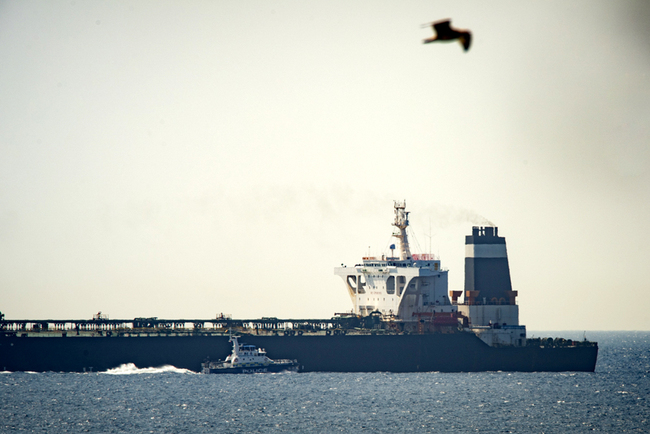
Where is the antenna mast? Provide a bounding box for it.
[392,200,411,260]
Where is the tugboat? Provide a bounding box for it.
[201,335,299,374]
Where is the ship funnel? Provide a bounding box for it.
[464,226,517,306]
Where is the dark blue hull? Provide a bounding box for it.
[0,332,597,373]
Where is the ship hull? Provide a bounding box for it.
[203,362,299,374]
[0,332,597,373]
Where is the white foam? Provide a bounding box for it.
[100,363,197,375]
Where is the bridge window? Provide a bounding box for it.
[386,276,395,294]
[397,276,406,297]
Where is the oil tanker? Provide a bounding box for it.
[0,202,598,373]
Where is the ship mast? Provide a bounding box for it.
[392,200,412,260]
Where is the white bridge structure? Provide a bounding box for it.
[334,201,454,320]
[334,201,526,347]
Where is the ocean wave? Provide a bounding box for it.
[100,363,197,375]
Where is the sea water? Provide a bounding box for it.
[1,331,648,433]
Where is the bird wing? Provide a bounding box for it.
[432,20,452,36]
[460,32,471,51]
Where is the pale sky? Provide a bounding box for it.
[1,1,649,330]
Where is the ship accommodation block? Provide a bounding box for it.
[334,204,525,346]
[334,255,454,320]
[334,200,456,321]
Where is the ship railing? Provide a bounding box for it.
[526,337,598,348]
[0,317,362,335]
[454,300,517,306]
[411,253,437,261]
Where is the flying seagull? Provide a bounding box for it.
[422,19,471,51]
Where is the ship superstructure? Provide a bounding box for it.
[335,201,526,347]
[334,201,453,320]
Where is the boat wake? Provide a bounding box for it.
[101,363,197,375]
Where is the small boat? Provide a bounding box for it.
[201,335,299,374]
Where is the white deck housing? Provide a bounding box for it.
[333,201,527,347]
[334,201,456,321]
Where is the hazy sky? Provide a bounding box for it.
[1,1,649,330]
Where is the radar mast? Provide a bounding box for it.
[392,200,411,260]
